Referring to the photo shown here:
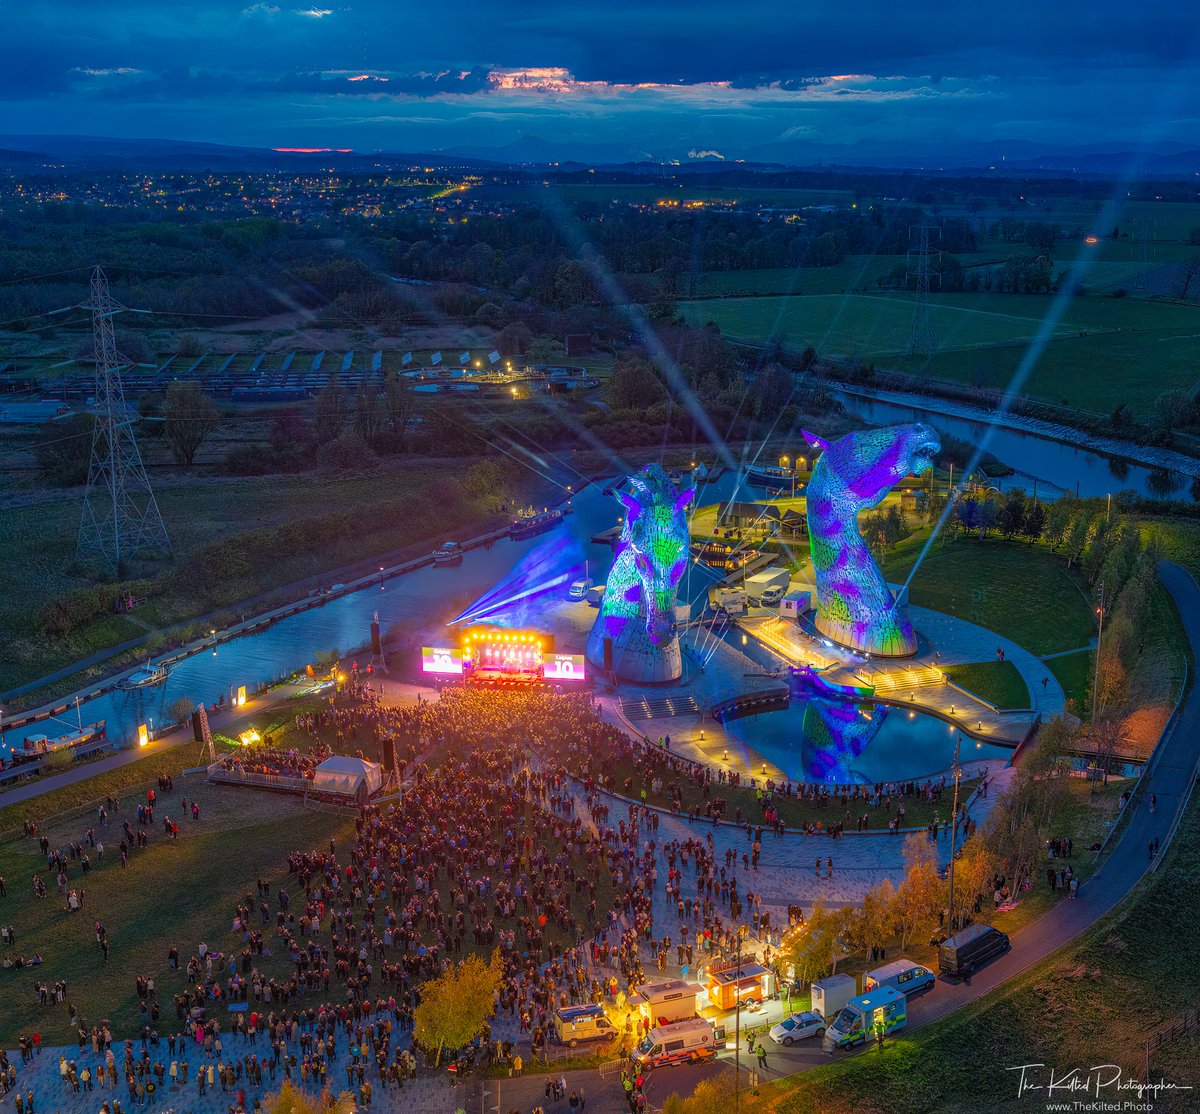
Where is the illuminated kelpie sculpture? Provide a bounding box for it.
[586,464,695,683]
[805,424,940,656]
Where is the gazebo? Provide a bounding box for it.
[310,756,383,801]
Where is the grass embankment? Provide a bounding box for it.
[941,661,1031,710]
[607,753,979,832]
[0,772,352,1043]
[0,695,324,837]
[884,535,1096,657]
[0,460,494,699]
[762,792,1200,1114]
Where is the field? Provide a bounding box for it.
[680,292,1082,360]
[762,792,1200,1114]
[0,759,353,1043]
[0,459,494,699]
[883,535,1096,657]
[941,660,1031,710]
[474,183,857,208]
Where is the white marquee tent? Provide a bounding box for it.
[310,755,383,799]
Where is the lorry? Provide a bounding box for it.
[711,587,748,616]
[823,986,908,1053]
[810,973,856,1021]
[630,1019,715,1071]
[743,567,790,607]
[553,1004,619,1047]
[586,584,606,607]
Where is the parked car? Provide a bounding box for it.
[862,959,936,997]
[768,1010,826,1046]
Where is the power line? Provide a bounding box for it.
[906,222,941,358]
[76,266,171,570]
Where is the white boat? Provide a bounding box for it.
[121,663,169,689]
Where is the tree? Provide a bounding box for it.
[662,1072,737,1114]
[382,371,418,448]
[352,383,382,441]
[312,374,348,444]
[528,336,566,365]
[463,458,512,511]
[162,381,219,465]
[260,1079,354,1114]
[34,412,95,486]
[1151,389,1193,436]
[894,833,943,947]
[605,355,667,410]
[1022,501,1046,542]
[852,879,897,962]
[412,949,504,1065]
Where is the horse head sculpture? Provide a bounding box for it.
[587,464,695,682]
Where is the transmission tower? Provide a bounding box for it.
[906,223,941,357]
[77,266,171,571]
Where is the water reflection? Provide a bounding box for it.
[723,694,1010,784]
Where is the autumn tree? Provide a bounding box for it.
[162,381,219,465]
[260,1079,354,1114]
[893,833,943,947]
[413,949,504,1065]
[662,1071,737,1114]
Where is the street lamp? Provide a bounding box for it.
[946,739,963,934]
[1091,582,1105,724]
[734,923,749,1114]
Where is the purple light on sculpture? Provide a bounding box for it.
[805,424,939,657]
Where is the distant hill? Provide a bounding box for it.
[0,131,1195,178]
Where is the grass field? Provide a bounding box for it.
[883,536,1096,657]
[680,292,1081,360]
[941,661,1031,710]
[1046,649,1093,715]
[760,791,1200,1114]
[0,459,492,697]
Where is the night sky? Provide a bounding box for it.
[5,1,1199,159]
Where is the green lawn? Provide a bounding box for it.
[762,790,1200,1114]
[0,775,352,1042]
[883,536,1096,656]
[941,660,1031,710]
[602,754,978,832]
[1046,649,1094,716]
[680,292,1078,359]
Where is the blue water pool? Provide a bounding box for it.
[720,694,1012,785]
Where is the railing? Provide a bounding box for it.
[1145,1008,1199,1080]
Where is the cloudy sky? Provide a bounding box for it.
[5,1,1199,159]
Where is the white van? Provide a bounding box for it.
[862,959,935,997]
[630,1019,715,1070]
[568,576,594,601]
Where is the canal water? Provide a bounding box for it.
[839,392,1189,501]
[2,405,1166,760]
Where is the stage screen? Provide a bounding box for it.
[421,647,464,675]
[543,653,586,681]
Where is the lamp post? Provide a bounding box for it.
[946,738,963,934]
[733,923,748,1114]
[1091,582,1105,724]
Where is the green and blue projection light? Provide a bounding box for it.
[586,463,694,684]
[805,423,940,657]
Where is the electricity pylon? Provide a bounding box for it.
[76,266,171,571]
[906,223,941,357]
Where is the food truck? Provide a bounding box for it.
[553,1004,619,1047]
[703,959,773,1012]
[629,978,704,1027]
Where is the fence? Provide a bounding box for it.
[1145,1007,1199,1080]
